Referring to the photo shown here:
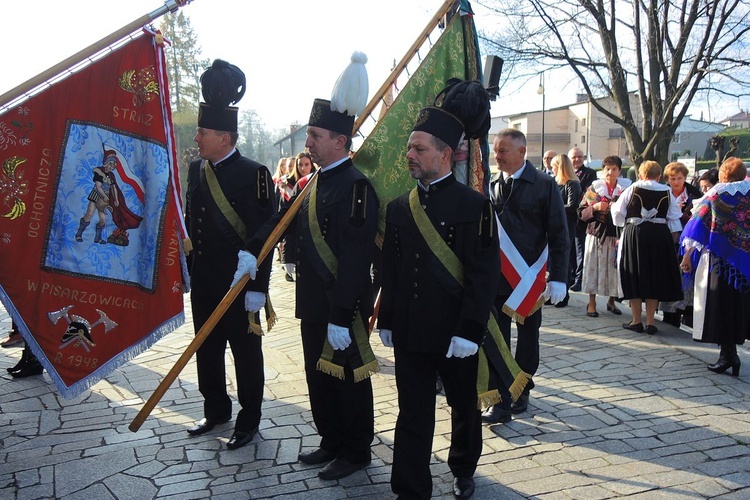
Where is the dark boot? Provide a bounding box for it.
[708,345,741,376]
[11,346,43,378]
[7,343,28,373]
[75,218,89,242]
[94,223,106,244]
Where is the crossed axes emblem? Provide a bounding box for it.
[47,305,118,353]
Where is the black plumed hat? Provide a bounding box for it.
[412,79,491,150]
[198,59,246,132]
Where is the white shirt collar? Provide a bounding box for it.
[418,172,453,191]
[320,156,349,172]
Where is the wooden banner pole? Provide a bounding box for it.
[0,0,193,108]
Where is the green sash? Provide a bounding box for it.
[307,175,379,382]
[203,161,276,335]
[408,188,531,407]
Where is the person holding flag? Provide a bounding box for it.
[377,80,499,500]
[184,59,276,451]
[232,52,380,481]
[482,128,569,423]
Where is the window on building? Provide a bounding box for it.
[673,133,681,144]
[581,135,586,143]
[574,120,579,132]
[582,118,587,126]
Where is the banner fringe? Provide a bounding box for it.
[316,358,346,380]
[49,311,185,399]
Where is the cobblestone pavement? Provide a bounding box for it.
[2,265,749,499]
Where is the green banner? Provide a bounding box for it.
[354,9,483,237]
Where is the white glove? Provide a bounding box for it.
[544,281,567,305]
[446,336,478,358]
[327,323,352,351]
[231,250,257,287]
[379,328,393,348]
[284,263,295,276]
[244,291,266,313]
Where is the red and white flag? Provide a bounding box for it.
[0,31,187,398]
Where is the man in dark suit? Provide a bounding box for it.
[482,128,569,423]
[569,147,597,290]
[378,81,499,500]
[185,60,275,451]
[233,53,379,481]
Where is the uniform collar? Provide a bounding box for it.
[210,148,239,170]
[418,173,455,193]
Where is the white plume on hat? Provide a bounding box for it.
[330,51,369,117]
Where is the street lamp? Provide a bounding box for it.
[537,73,545,161]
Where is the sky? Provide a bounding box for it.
[1,0,740,133]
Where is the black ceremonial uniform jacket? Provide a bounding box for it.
[489,161,569,295]
[186,150,275,297]
[378,175,501,354]
[246,158,379,327]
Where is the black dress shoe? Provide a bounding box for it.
[645,324,658,335]
[318,457,370,480]
[708,353,741,376]
[511,393,529,414]
[453,476,475,499]
[606,303,622,315]
[554,294,569,308]
[10,360,43,378]
[586,310,599,318]
[622,322,644,333]
[187,416,231,435]
[481,404,512,423]
[298,447,335,465]
[227,427,257,450]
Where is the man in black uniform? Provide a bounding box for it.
[233,53,379,481]
[185,60,275,450]
[378,81,500,500]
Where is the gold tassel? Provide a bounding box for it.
[247,312,264,336]
[477,389,501,410]
[509,371,532,402]
[316,358,346,380]
[501,303,527,325]
[353,360,380,383]
[264,295,276,332]
[183,237,193,255]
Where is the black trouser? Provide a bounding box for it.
[574,225,586,286]
[192,294,264,432]
[300,320,373,464]
[495,294,542,406]
[391,347,482,500]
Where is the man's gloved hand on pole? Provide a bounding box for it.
[231,250,257,287]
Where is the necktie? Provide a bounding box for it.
[503,177,514,199]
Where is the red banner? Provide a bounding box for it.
[0,31,186,398]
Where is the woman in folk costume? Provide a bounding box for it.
[611,160,683,335]
[578,155,630,317]
[680,157,750,376]
[660,161,702,327]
